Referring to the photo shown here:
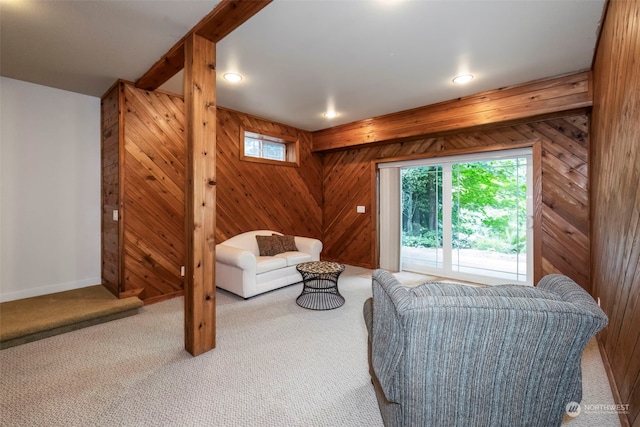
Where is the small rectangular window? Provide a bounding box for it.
[240,128,299,166]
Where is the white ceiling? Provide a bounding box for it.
[1,0,606,132]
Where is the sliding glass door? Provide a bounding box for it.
[380,148,532,285]
[401,165,443,270]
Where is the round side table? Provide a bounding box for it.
[296,261,346,310]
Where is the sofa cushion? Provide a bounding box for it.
[256,256,287,274]
[274,251,312,266]
[256,235,285,256]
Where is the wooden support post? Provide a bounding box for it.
[183,33,216,356]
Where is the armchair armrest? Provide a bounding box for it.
[294,236,323,260]
[215,244,256,271]
[537,274,608,321]
[370,269,410,403]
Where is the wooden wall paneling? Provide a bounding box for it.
[100,82,122,297]
[122,175,184,293]
[510,121,590,288]
[100,81,186,303]
[215,107,323,243]
[615,212,640,398]
[590,0,640,424]
[123,170,185,246]
[124,139,184,215]
[322,149,375,267]
[183,33,217,356]
[122,84,186,303]
[563,114,590,133]
[607,186,640,373]
[313,72,592,151]
[123,238,179,297]
[541,207,589,263]
[321,114,591,290]
[541,172,589,235]
[541,228,588,286]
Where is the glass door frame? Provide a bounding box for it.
[377,144,542,286]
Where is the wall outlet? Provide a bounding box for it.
[597,297,601,307]
[180,266,185,277]
[357,205,366,213]
[112,209,119,221]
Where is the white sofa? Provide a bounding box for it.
[215,230,322,298]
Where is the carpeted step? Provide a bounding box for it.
[0,285,143,349]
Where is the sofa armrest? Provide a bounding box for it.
[215,244,256,271]
[294,236,323,260]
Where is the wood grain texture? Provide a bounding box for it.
[103,84,322,310]
[313,72,592,151]
[101,81,186,304]
[100,82,122,297]
[591,1,640,425]
[322,114,591,291]
[183,34,217,356]
[194,0,272,43]
[122,84,186,303]
[136,0,272,91]
[216,107,323,243]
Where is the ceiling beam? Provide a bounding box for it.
[312,71,593,152]
[135,0,272,91]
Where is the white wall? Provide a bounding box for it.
[0,77,101,302]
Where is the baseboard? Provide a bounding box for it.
[143,290,184,305]
[0,277,101,303]
[597,336,631,427]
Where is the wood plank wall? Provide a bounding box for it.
[591,0,640,425]
[121,84,186,303]
[216,107,323,242]
[102,83,323,302]
[100,84,121,297]
[322,113,591,291]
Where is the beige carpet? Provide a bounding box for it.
[392,270,486,287]
[0,285,143,348]
[0,266,620,426]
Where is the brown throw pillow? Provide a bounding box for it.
[272,234,298,252]
[256,235,284,256]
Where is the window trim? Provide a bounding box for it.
[240,126,300,167]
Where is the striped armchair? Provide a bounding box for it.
[363,270,608,427]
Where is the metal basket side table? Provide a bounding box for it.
[296,261,346,310]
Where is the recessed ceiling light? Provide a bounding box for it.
[323,111,338,119]
[453,74,474,84]
[223,73,243,83]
